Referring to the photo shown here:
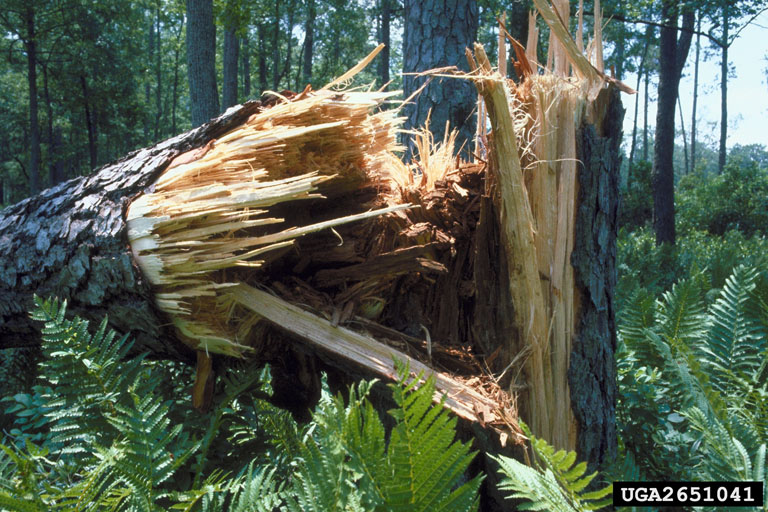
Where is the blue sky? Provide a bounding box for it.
[622,10,768,149]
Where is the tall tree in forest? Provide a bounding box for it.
[154,3,162,140]
[377,0,391,88]
[691,14,700,173]
[402,0,478,157]
[628,25,654,174]
[706,0,768,173]
[652,0,693,245]
[256,22,268,93]
[643,66,650,161]
[302,0,316,86]
[186,0,219,126]
[222,0,240,110]
[242,32,251,98]
[0,4,44,194]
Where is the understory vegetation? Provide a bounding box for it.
[614,151,768,507]
[1,152,766,511]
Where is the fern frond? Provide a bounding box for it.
[493,454,578,511]
[494,424,612,511]
[684,407,755,481]
[705,265,764,396]
[227,463,284,512]
[381,364,482,512]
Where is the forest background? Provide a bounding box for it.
[1,0,768,510]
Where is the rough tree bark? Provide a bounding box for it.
[378,0,390,88]
[570,87,622,468]
[402,0,478,158]
[186,0,220,127]
[691,15,700,172]
[652,1,693,245]
[718,2,729,174]
[242,33,251,98]
[0,102,261,359]
[222,30,240,109]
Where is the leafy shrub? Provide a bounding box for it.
[619,160,653,231]
[677,159,768,237]
[617,265,768,485]
[617,227,768,308]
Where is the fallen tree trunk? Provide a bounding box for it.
[0,59,523,442]
[0,100,262,360]
[1,2,627,473]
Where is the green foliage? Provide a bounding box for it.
[0,297,482,511]
[617,226,768,308]
[494,423,612,511]
[617,264,768,485]
[678,158,768,237]
[284,365,482,511]
[619,160,653,231]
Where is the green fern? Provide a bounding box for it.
[493,423,612,511]
[0,296,201,510]
[284,364,482,511]
[618,264,768,486]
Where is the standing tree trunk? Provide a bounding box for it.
[402,0,478,158]
[278,5,295,87]
[186,0,220,127]
[643,66,649,161]
[24,6,41,194]
[272,0,281,91]
[628,25,653,176]
[80,74,98,171]
[678,95,689,174]
[691,15,700,173]
[242,32,251,98]
[222,0,240,110]
[652,1,693,245]
[378,0,390,88]
[171,15,184,135]
[302,0,315,87]
[222,30,240,109]
[155,3,162,140]
[718,2,729,174]
[257,23,268,93]
[145,11,155,143]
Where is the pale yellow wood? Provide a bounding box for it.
[468,43,554,443]
[229,283,520,441]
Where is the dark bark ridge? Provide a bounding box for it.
[570,87,623,470]
[402,0,478,158]
[0,102,262,359]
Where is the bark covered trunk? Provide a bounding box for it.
[570,86,622,469]
[691,16,700,172]
[222,28,240,109]
[0,102,261,359]
[652,1,693,245]
[402,0,478,159]
[718,3,729,174]
[186,0,220,127]
[378,0,390,88]
[25,6,41,195]
[302,0,315,86]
